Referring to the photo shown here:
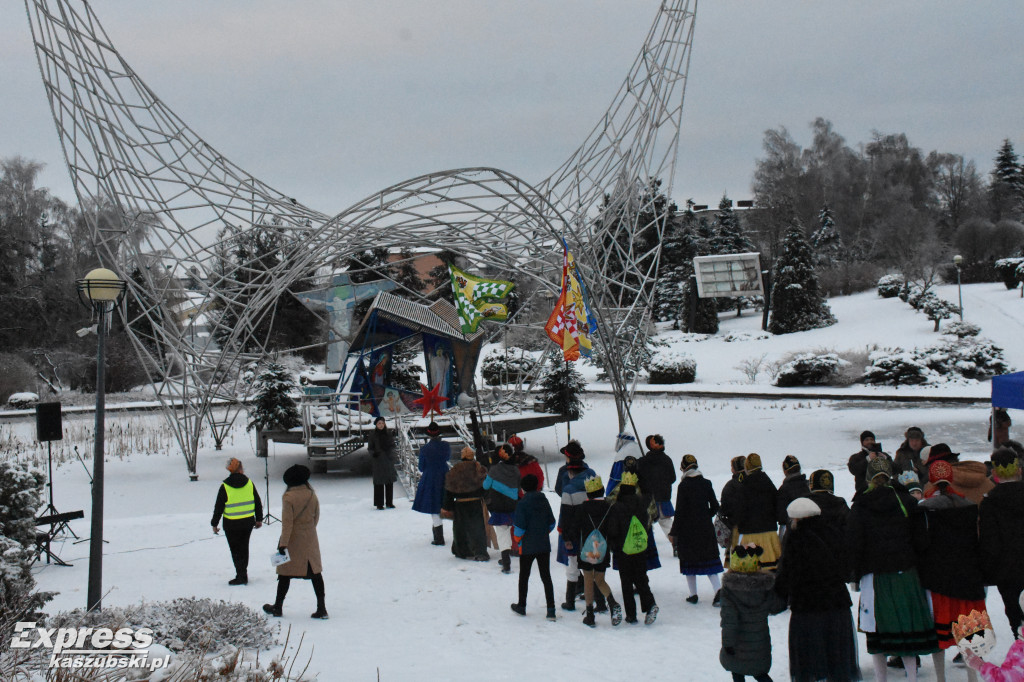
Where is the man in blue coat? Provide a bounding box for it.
[412,422,451,546]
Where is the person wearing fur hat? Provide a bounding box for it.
[510,474,557,620]
[846,456,938,680]
[978,447,1024,640]
[776,455,811,533]
[720,456,747,567]
[366,416,398,510]
[894,426,929,482]
[774,498,861,682]
[918,459,986,680]
[442,446,490,561]
[211,457,263,585]
[509,435,545,492]
[736,454,782,571]
[554,440,597,612]
[564,475,622,627]
[719,543,786,681]
[412,422,451,546]
[848,430,892,495]
[637,434,677,546]
[608,471,659,625]
[920,443,994,504]
[263,464,327,619]
[808,469,850,530]
[669,454,724,606]
[483,443,521,574]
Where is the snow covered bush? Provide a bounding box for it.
[907,288,933,311]
[897,281,922,304]
[774,353,849,387]
[481,347,540,386]
[994,257,1024,289]
[942,320,980,338]
[647,352,696,384]
[6,392,38,408]
[538,352,586,420]
[876,274,904,298]
[917,338,1009,381]
[922,297,960,331]
[862,351,936,387]
[247,362,300,432]
[722,331,770,342]
[0,353,37,405]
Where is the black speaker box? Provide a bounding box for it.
[36,402,63,442]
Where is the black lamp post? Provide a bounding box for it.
[953,254,964,320]
[76,267,126,612]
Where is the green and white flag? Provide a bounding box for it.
[448,264,515,334]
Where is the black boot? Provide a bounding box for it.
[262,603,282,617]
[561,581,576,611]
[582,606,596,628]
[607,595,623,626]
[311,602,329,619]
[431,525,445,546]
[500,550,511,574]
[228,574,247,586]
[575,578,586,601]
[594,590,608,613]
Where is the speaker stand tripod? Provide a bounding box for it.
[262,453,280,525]
[42,441,79,540]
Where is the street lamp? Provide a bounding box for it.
[75,267,126,612]
[953,254,964,320]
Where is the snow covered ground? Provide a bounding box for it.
[15,282,1024,680]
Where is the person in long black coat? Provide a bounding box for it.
[736,454,781,570]
[808,469,850,535]
[776,455,810,532]
[669,454,723,605]
[637,434,677,543]
[775,497,861,682]
[442,446,489,561]
[366,416,398,509]
[978,447,1024,640]
[720,455,746,568]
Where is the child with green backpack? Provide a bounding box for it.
[610,472,659,624]
[565,475,622,627]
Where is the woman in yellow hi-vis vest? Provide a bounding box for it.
[211,458,263,585]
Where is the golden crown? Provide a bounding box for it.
[584,476,604,493]
[620,472,639,487]
[951,610,992,643]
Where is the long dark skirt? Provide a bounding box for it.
[789,608,861,682]
[450,499,487,559]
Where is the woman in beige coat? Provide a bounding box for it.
[263,464,327,619]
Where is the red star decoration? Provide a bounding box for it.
[412,382,446,418]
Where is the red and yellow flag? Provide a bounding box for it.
[544,240,596,362]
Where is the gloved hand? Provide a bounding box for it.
[212,525,219,534]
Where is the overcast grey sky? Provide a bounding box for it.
[2,1,1022,214]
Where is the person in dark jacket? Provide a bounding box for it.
[893,426,928,482]
[508,434,544,492]
[736,454,781,570]
[564,475,622,627]
[510,474,556,620]
[211,457,263,585]
[978,447,1024,639]
[808,469,850,532]
[917,460,986,681]
[412,422,450,546]
[554,440,596,612]
[719,543,786,682]
[483,443,521,574]
[774,497,860,682]
[720,455,746,568]
[848,430,891,495]
[366,416,398,509]
[776,455,810,532]
[608,471,658,625]
[669,454,723,605]
[442,446,489,561]
[847,457,938,681]
[637,434,677,545]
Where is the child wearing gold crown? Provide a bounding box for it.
[563,474,622,627]
[958,601,1024,682]
[719,543,786,681]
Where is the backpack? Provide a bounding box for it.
[581,506,612,564]
[622,515,649,555]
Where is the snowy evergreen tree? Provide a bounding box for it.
[768,222,836,334]
[810,203,844,266]
[0,461,54,639]
[247,362,301,431]
[539,351,586,421]
[653,264,689,324]
[679,276,719,334]
[990,139,1023,221]
[711,194,755,255]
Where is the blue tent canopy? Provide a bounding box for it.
[992,371,1024,410]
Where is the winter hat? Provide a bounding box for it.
[905,426,925,440]
[645,434,665,451]
[374,416,387,427]
[226,457,243,474]
[897,470,922,493]
[991,447,1021,480]
[521,473,539,493]
[561,441,586,469]
[729,544,764,574]
[928,460,954,485]
[460,446,475,461]
[866,456,892,483]
[283,464,310,487]
[495,444,513,461]
[923,443,958,465]
[744,453,762,473]
[786,497,820,520]
[782,455,801,474]
[425,421,441,437]
[620,471,639,489]
[730,455,747,474]
[507,434,524,451]
[680,454,698,472]
[584,475,605,495]
[860,430,876,444]
[621,455,639,473]
[809,469,834,493]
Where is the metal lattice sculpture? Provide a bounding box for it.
[24,0,697,476]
